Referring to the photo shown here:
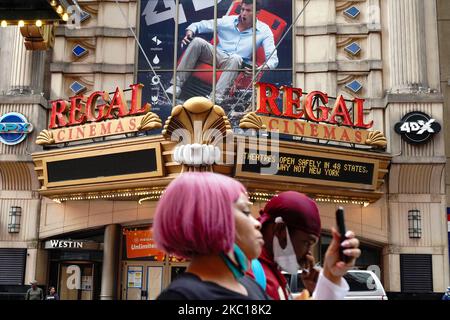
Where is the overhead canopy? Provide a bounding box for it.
[0,0,67,22]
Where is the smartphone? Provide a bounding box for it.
[336,206,350,263]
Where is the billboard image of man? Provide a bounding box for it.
[166,0,279,104]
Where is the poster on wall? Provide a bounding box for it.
[138,0,293,128]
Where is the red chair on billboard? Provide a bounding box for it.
[178,1,287,99]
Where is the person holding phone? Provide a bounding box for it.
[153,173,359,300]
[253,191,361,300]
[165,0,278,104]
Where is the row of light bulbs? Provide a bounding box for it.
[249,193,370,207]
[50,0,68,19]
[51,190,370,207]
[53,189,165,203]
[0,0,69,28]
[315,197,370,207]
[0,15,68,28]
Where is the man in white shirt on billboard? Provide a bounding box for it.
[166,0,279,104]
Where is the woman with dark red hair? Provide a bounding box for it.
[256,191,361,300]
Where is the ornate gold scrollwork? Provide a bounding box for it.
[36,129,55,145]
[365,130,387,149]
[239,112,266,130]
[162,97,233,171]
[137,112,162,131]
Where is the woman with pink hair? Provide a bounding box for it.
[154,172,267,299]
[154,172,360,300]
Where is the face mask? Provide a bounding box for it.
[273,218,299,274]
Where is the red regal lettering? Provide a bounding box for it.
[304,91,329,122]
[86,91,107,122]
[47,83,151,130]
[49,100,68,129]
[328,95,353,126]
[129,83,150,115]
[353,98,373,129]
[254,82,374,129]
[282,86,303,119]
[68,96,87,126]
[104,87,129,120]
[256,82,281,116]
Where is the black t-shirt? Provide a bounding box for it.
[157,273,270,300]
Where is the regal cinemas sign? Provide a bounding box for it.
[36,83,162,145]
[255,82,385,147]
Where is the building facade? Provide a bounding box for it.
[0,26,50,298]
[437,0,450,281]
[1,0,448,300]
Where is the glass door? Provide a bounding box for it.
[124,264,144,300]
[122,261,166,300]
[146,265,164,300]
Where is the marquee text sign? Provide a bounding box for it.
[259,115,370,145]
[256,82,373,129]
[50,115,146,144]
[38,83,162,144]
[236,146,378,190]
[254,83,386,147]
[49,83,149,129]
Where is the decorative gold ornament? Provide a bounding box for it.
[137,112,162,131]
[162,97,233,171]
[365,131,387,149]
[239,112,266,130]
[162,96,232,145]
[36,130,55,145]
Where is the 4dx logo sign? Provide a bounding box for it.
[395,112,441,144]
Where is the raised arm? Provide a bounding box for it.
[312,228,361,300]
[186,18,215,35]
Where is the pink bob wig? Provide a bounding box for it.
[153,172,247,258]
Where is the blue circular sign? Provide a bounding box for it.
[0,112,33,145]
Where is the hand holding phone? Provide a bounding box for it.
[336,206,350,263]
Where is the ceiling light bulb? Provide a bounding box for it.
[56,5,63,14]
[1,20,7,28]
[50,0,57,6]
[62,13,68,21]
[18,20,25,27]
[35,20,42,27]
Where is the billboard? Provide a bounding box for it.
[138,0,293,129]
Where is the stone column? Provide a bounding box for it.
[100,224,120,300]
[8,27,33,94]
[387,0,427,93]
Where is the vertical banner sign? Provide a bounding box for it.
[138,0,293,128]
[125,229,165,260]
